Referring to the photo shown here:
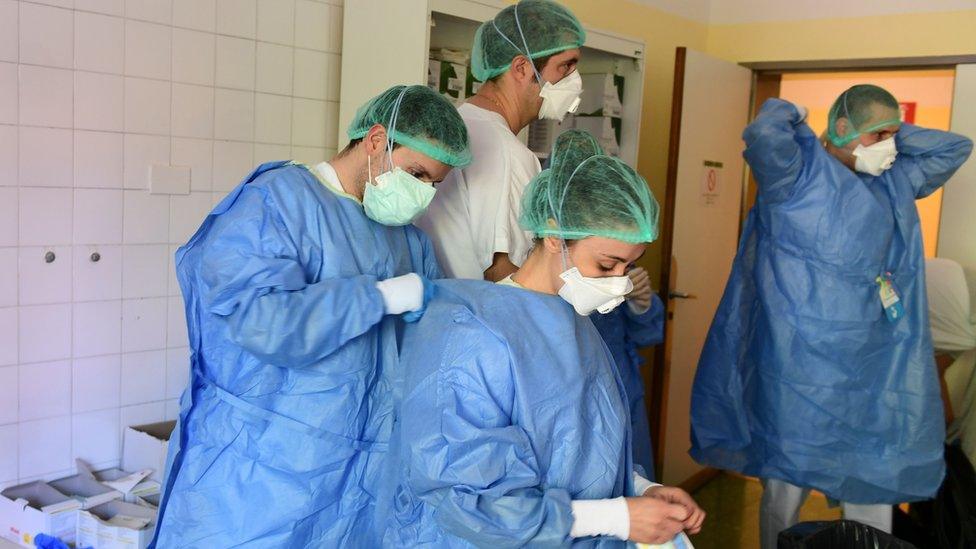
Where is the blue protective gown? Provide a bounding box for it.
[151,161,440,547]
[380,280,637,547]
[691,99,973,504]
[590,296,665,477]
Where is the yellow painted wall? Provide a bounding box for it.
[779,70,956,257]
[555,0,710,282]
[706,10,976,64]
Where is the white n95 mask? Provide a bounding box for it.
[538,70,583,121]
[558,267,633,316]
[852,136,897,176]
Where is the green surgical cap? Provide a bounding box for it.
[520,129,659,244]
[471,0,585,82]
[827,84,901,147]
[347,85,471,167]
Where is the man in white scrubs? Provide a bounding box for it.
[416,0,586,281]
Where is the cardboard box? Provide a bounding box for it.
[76,501,156,549]
[0,482,81,547]
[122,421,175,483]
[133,493,160,510]
[428,58,467,106]
[93,469,159,504]
[572,116,622,157]
[465,65,483,98]
[578,73,624,117]
[527,117,575,160]
[429,49,469,107]
[48,474,121,510]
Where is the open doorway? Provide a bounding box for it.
[745,69,957,257]
[650,51,975,490]
[651,49,975,547]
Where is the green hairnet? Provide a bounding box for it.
[827,84,901,147]
[471,0,586,82]
[520,129,659,243]
[347,85,471,167]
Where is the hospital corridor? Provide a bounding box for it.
[0,0,975,548]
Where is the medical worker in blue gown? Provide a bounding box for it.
[689,84,973,548]
[382,130,705,547]
[590,270,665,477]
[151,85,471,548]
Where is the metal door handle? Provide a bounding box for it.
[669,291,696,300]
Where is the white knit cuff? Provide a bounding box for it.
[569,497,630,540]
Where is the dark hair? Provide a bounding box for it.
[489,53,554,83]
[843,85,899,121]
[337,137,401,158]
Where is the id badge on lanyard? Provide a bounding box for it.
[876,272,904,322]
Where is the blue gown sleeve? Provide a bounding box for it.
[418,231,443,280]
[623,294,665,348]
[200,185,386,366]
[892,123,973,198]
[743,98,806,204]
[402,324,575,547]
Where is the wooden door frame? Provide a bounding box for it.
[647,50,974,487]
[648,46,685,482]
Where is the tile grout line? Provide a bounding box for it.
[118,0,130,468]
[13,0,19,484]
[67,0,76,477]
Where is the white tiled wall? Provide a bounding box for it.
[0,0,343,487]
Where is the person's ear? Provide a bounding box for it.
[364,124,387,155]
[543,235,562,254]
[835,117,850,138]
[510,55,535,85]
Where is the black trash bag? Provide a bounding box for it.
[901,444,976,549]
[931,443,976,549]
[892,505,937,548]
[777,520,917,549]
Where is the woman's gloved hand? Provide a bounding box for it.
[626,267,653,313]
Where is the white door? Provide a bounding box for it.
[938,64,976,271]
[657,48,752,486]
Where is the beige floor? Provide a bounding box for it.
[687,473,841,549]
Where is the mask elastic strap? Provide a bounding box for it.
[385,86,409,172]
[559,241,571,272]
[547,156,597,272]
[367,153,373,186]
[491,6,545,85]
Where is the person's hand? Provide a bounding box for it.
[626,267,653,312]
[644,486,706,535]
[625,496,688,544]
[792,103,808,123]
[376,273,433,321]
[402,276,435,323]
